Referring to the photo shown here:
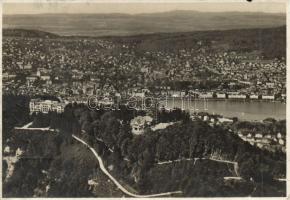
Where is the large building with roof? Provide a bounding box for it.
[29,99,66,114]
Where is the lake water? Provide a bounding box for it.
[164,99,286,121]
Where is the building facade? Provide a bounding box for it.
[29,99,66,114]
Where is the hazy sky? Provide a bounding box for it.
[3,2,286,15]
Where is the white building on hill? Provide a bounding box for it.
[130,116,153,135]
[29,99,66,114]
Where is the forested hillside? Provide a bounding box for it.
[3,96,285,197]
[3,29,59,38]
[104,26,286,59]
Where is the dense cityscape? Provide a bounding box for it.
[3,32,286,102]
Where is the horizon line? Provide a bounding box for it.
[3,9,286,16]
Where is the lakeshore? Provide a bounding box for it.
[164,99,286,121]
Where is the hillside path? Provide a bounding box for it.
[72,134,183,197]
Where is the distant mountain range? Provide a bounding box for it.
[3,10,286,37]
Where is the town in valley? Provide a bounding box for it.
[2,2,287,198]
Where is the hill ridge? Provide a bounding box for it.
[3,11,285,37]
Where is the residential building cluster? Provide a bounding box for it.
[3,37,286,102]
[191,112,286,152]
[238,132,286,153]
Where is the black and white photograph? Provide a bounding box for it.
[1,0,287,198]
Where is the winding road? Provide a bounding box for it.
[72,134,183,197]
[14,121,55,131]
[157,157,240,177]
